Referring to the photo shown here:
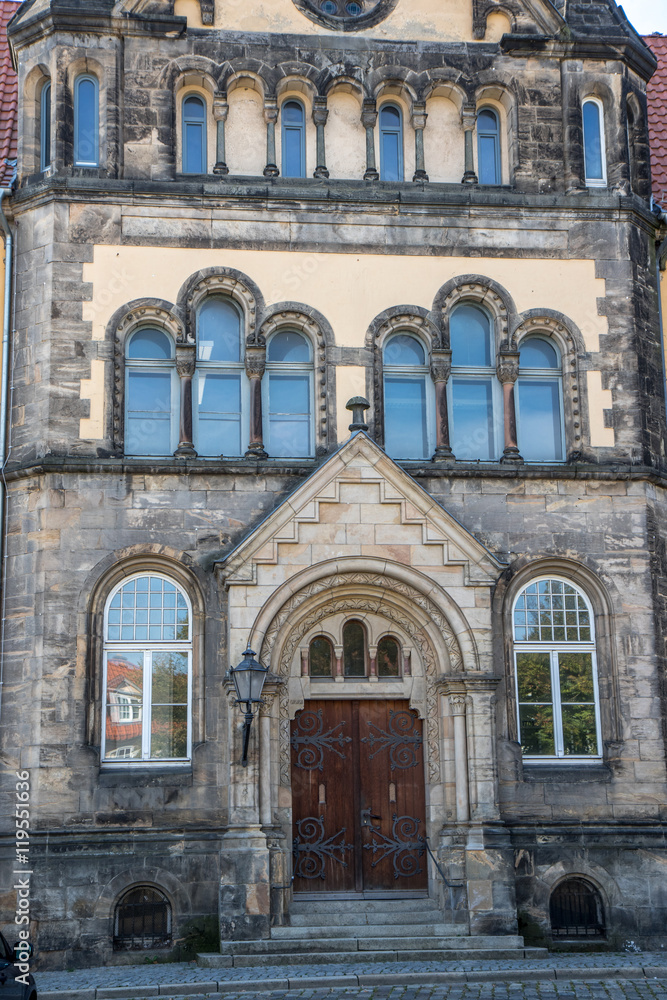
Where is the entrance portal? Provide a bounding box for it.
[291,700,428,894]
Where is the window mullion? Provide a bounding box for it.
[551,650,564,757]
[143,650,152,760]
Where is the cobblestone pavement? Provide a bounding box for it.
[34,953,667,998]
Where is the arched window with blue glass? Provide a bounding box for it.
[516,337,564,462]
[182,94,207,174]
[281,100,306,178]
[263,330,314,457]
[125,328,178,456]
[74,74,99,167]
[379,103,403,182]
[383,333,432,460]
[449,304,500,461]
[477,107,501,185]
[40,80,51,172]
[195,297,246,457]
[582,97,606,187]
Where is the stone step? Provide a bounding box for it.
[199,946,538,968]
[271,922,461,939]
[217,934,526,957]
[289,909,450,927]
[290,898,439,915]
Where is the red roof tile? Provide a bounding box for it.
[645,34,667,205]
[0,1,18,189]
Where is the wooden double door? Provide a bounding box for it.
[290,700,427,894]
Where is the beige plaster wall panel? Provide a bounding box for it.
[174,0,204,26]
[83,246,608,354]
[586,370,615,448]
[485,11,513,42]
[226,88,266,177]
[79,359,106,440]
[325,91,366,181]
[424,97,465,184]
[212,0,474,42]
[335,366,367,441]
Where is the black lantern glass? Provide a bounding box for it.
[230,645,269,766]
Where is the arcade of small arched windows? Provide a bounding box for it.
[111,272,584,466]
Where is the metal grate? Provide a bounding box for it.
[550,878,605,938]
[113,886,171,951]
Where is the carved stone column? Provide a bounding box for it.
[263,99,280,178]
[312,97,330,179]
[245,345,268,459]
[497,350,522,463]
[431,349,454,462]
[449,693,470,824]
[174,344,197,458]
[361,100,379,181]
[412,102,429,182]
[461,104,478,184]
[213,91,229,175]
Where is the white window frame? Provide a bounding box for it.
[516,336,566,463]
[102,573,193,767]
[262,330,315,458]
[448,305,502,462]
[513,576,602,763]
[582,96,607,188]
[194,297,249,458]
[382,332,435,460]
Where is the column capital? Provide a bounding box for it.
[312,96,329,127]
[430,348,452,384]
[461,103,477,131]
[361,99,378,129]
[264,98,279,125]
[213,91,229,122]
[175,343,196,378]
[496,350,520,385]
[411,101,428,131]
[245,344,266,380]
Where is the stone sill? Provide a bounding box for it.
[521,763,612,783]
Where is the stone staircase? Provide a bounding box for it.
[199,897,547,968]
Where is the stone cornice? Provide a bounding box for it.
[501,33,657,82]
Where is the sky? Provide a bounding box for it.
[617,0,667,34]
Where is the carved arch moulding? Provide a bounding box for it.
[252,570,469,787]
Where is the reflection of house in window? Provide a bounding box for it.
[105,655,144,759]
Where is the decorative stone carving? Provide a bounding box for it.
[430,349,452,384]
[244,345,266,380]
[496,351,520,384]
[290,0,398,32]
[186,272,258,341]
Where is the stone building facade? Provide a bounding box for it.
[1,0,667,970]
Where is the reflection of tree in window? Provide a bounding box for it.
[343,620,366,677]
[309,636,333,677]
[513,579,600,759]
[377,636,400,677]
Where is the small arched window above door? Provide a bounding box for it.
[516,337,564,463]
[377,635,400,677]
[182,94,207,174]
[343,619,367,677]
[309,635,334,677]
[477,107,501,185]
[383,333,432,460]
[379,103,403,182]
[281,99,306,177]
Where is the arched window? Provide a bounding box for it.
[309,635,334,677]
[383,333,432,460]
[195,297,245,457]
[281,100,306,178]
[477,107,500,185]
[377,635,400,677]
[103,573,192,763]
[513,578,601,760]
[125,328,178,456]
[550,879,605,938]
[182,94,207,174]
[450,304,500,461]
[343,619,367,677]
[516,337,564,462]
[40,81,51,172]
[582,98,606,187]
[74,74,99,167]
[114,886,172,950]
[263,330,314,457]
[379,103,403,182]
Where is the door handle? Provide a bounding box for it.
[361,808,381,829]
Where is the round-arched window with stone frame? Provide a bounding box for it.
[512,577,601,761]
[291,0,397,31]
[102,573,192,764]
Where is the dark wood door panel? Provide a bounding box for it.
[291,699,426,894]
